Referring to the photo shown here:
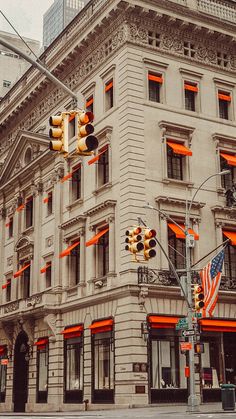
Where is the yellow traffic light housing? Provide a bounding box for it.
[193,285,205,311]
[143,228,157,260]
[49,113,69,155]
[125,227,144,259]
[76,111,98,155]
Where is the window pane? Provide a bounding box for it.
[65,341,82,391]
[219,100,229,119]
[185,90,195,111]
[38,349,48,392]
[0,364,6,394]
[94,333,114,390]
[149,80,160,103]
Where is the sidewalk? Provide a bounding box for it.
[0,403,230,416]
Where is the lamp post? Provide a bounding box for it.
[144,170,230,413]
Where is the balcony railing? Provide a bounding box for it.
[197,0,236,24]
[137,266,236,291]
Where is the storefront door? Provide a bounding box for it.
[13,331,29,412]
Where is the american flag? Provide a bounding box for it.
[200,249,225,317]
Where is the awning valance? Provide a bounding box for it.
[220,152,236,167]
[105,81,113,92]
[13,263,30,278]
[16,204,25,212]
[167,141,192,156]
[86,97,94,108]
[218,92,231,102]
[0,346,7,355]
[148,74,163,84]
[200,319,236,332]
[148,315,179,329]
[88,145,108,165]
[40,263,51,274]
[2,280,10,290]
[168,223,199,240]
[59,241,80,258]
[89,319,113,334]
[223,230,236,246]
[86,227,109,247]
[34,338,48,350]
[61,325,83,339]
[184,83,198,92]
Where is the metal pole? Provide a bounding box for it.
[0,37,79,106]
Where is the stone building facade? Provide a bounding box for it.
[0,0,235,413]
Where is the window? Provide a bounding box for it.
[8,217,13,239]
[98,229,109,277]
[220,153,235,190]
[148,72,163,103]
[47,192,53,216]
[105,79,113,111]
[98,145,109,187]
[6,279,11,302]
[70,241,80,286]
[166,141,192,181]
[0,347,7,403]
[148,31,161,47]
[224,241,236,283]
[218,91,231,120]
[64,334,83,403]
[91,319,114,404]
[184,82,198,112]
[25,196,33,228]
[86,95,94,114]
[168,225,185,270]
[23,264,31,299]
[183,42,196,58]
[45,263,52,288]
[72,164,81,201]
[217,52,230,68]
[36,339,48,403]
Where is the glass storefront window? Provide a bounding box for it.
[151,333,187,389]
[36,345,48,403]
[201,336,221,389]
[64,336,83,403]
[0,363,6,402]
[93,332,114,390]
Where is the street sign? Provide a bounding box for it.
[193,312,202,318]
[180,342,192,351]
[175,318,188,330]
[182,329,195,337]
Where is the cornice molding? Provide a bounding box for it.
[60,215,87,230]
[85,199,116,217]
[155,196,205,210]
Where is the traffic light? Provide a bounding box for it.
[76,111,98,155]
[143,228,157,260]
[193,285,205,311]
[49,112,69,155]
[125,227,144,255]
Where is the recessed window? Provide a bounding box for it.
[70,241,80,286]
[98,229,109,277]
[8,217,13,239]
[220,153,236,190]
[47,192,53,216]
[86,95,94,114]
[36,339,48,403]
[6,279,11,302]
[184,82,198,112]
[45,263,52,288]
[105,79,113,111]
[23,264,31,299]
[148,31,161,47]
[217,52,230,68]
[148,72,163,103]
[183,42,196,58]
[25,196,33,228]
[166,141,192,181]
[64,333,83,403]
[168,225,185,270]
[218,91,231,120]
[72,164,81,201]
[223,232,236,282]
[98,145,109,187]
[24,148,32,165]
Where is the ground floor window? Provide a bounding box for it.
[64,336,83,403]
[0,346,7,403]
[36,339,48,403]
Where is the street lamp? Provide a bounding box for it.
[144,170,230,412]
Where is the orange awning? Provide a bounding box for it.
[40,263,51,274]
[43,197,49,204]
[223,230,236,246]
[61,325,83,339]
[148,74,163,84]
[16,204,25,212]
[59,241,80,258]
[184,83,198,92]
[200,319,236,332]
[13,263,30,278]
[167,141,192,156]
[60,172,73,183]
[148,315,180,329]
[220,152,236,167]
[168,223,199,240]
[88,145,108,165]
[89,319,113,334]
[218,93,231,102]
[105,81,113,92]
[0,346,7,355]
[86,97,94,108]
[86,227,109,247]
[2,280,10,290]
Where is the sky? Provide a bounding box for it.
[0,0,54,45]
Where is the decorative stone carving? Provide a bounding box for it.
[46,236,54,248]
[26,294,42,308]
[7,257,13,267]
[15,236,34,261]
[21,318,35,345]
[4,301,20,313]
[0,321,14,346]
[44,313,57,338]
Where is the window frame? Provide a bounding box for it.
[36,341,49,403]
[148,71,163,103]
[105,78,114,112]
[167,144,184,181]
[69,240,81,286]
[64,335,83,403]
[22,264,31,299]
[217,89,233,121]
[168,226,186,271]
[25,196,33,229]
[71,164,82,202]
[97,145,109,188]
[96,229,109,278]
[47,191,53,216]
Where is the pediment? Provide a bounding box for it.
[0,130,50,186]
[15,236,34,252]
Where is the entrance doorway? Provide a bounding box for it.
[13,331,29,412]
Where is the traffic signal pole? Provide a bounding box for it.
[0,37,79,107]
